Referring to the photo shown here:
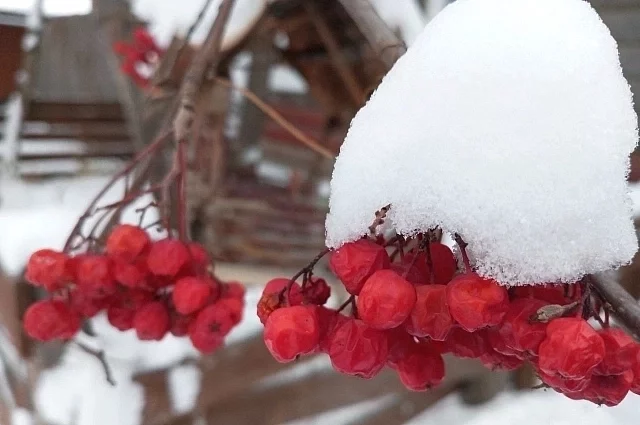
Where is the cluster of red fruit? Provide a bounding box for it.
[23,224,244,354]
[112,27,163,88]
[258,235,640,405]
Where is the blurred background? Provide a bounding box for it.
[0,0,639,424]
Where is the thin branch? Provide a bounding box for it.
[75,341,116,386]
[590,273,640,341]
[177,0,215,59]
[214,77,335,159]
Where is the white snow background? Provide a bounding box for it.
[0,0,639,424]
[326,0,640,286]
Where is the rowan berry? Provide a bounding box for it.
[133,301,170,340]
[329,239,390,295]
[257,278,303,324]
[264,306,320,363]
[396,345,445,391]
[357,269,417,329]
[23,299,80,341]
[303,277,331,305]
[75,255,117,297]
[404,284,453,340]
[495,298,548,358]
[172,276,213,315]
[582,371,634,407]
[146,239,190,277]
[25,249,71,291]
[326,318,388,378]
[426,242,457,284]
[446,273,508,332]
[595,327,639,376]
[105,224,150,261]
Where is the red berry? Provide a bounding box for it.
[68,288,111,318]
[582,371,634,407]
[487,326,524,359]
[386,328,417,369]
[146,239,190,277]
[595,327,639,376]
[75,255,117,297]
[264,306,320,363]
[538,318,605,380]
[188,306,230,354]
[512,283,579,305]
[495,298,548,358]
[316,306,349,353]
[113,258,148,289]
[631,350,640,395]
[106,224,150,261]
[186,242,210,274]
[222,281,245,300]
[480,349,524,371]
[446,273,509,332]
[357,270,417,330]
[170,314,194,337]
[329,239,390,295]
[444,327,489,359]
[23,300,80,341]
[397,252,430,285]
[426,243,457,285]
[537,368,590,394]
[215,297,244,325]
[107,305,136,331]
[133,301,170,341]
[257,278,303,325]
[25,249,71,291]
[396,345,445,391]
[303,277,331,305]
[327,318,388,378]
[172,277,213,315]
[404,284,453,340]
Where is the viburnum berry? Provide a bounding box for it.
[495,298,548,358]
[512,283,579,305]
[222,281,245,299]
[215,297,244,326]
[133,301,170,341]
[74,254,117,297]
[595,327,639,376]
[425,242,457,285]
[257,278,303,325]
[357,269,417,330]
[386,327,416,369]
[170,313,194,337]
[581,371,634,407]
[25,249,71,291]
[444,327,489,359]
[446,273,509,332]
[326,318,388,378]
[537,368,590,394]
[113,258,148,289]
[316,306,348,353]
[105,224,150,261]
[480,348,524,371]
[395,344,445,391]
[404,284,453,340]
[303,277,331,305]
[329,239,390,295]
[146,239,190,277]
[538,317,605,380]
[487,326,523,359]
[397,252,430,285]
[172,276,213,315]
[186,242,210,274]
[68,288,111,317]
[264,305,320,363]
[23,299,81,341]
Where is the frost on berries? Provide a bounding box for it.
[22,224,245,356]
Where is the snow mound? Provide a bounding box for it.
[325,0,639,285]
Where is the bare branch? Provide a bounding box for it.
[590,273,640,341]
[75,341,116,386]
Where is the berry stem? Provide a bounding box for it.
[337,295,355,314]
[281,247,330,304]
[454,233,472,273]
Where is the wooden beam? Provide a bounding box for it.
[26,103,124,122]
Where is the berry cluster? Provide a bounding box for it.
[259,232,640,404]
[112,27,163,88]
[23,224,244,354]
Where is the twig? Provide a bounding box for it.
[454,233,472,273]
[368,204,390,237]
[590,274,640,341]
[280,248,331,304]
[174,0,236,141]
[214,77,335,159]
[177,0,215,59]
[75,341,116,386]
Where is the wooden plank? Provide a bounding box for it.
[598,9,640,43]
[26,103,124,122]
[21,121,129,140]
[620,46,640,79]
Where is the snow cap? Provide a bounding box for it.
[325,0,639,285]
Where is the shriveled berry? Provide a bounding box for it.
[75,255,117,297]
[25,249,71,291]
[303,277,331,305]
[264,306,319,363]
[538,318,605,380]
[396,345,445,391]
[631,350,640,395]
[595,327,639,376]
[397,252,430,285]
[257,278,303,324]
[329,239,390,295]
[357,270,417,330]
[146,239,190,277]
[386,328,416,369]
[113,258,148,289]
[512,283,579,305]
[446,273,508,332]
[327,318,388,378]
[426,243,457,285]
[445,327,489,359]
[172,277,213,315]
[582,371,634,407]
[537,368,590,394]
[133,301,170,341]
[487,326,523,359]
[23,300,80,341]
[404,284,453,340]
[495,298,548,358]
[106,224,150,261]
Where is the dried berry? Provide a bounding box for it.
[257,278,303,325]
[595,327,639,376]
[303,277,331,305]
[357,269,417,330]
[105,224,150,261]
[264,306,320,363]
[426,243,457,285]
[538,317,605,380]
[446,273,509,332]
[445,327,489,359]
[582,371,634,407]
[495,298,548,358]
[23,300,80,341]
[329,239,390,295]
[25,249,71,291]
[327,318,388,378]
[404,284,453,341]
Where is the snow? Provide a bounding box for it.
[11,408,34,425]
[325,0,639,285]
[167,363,202,414]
